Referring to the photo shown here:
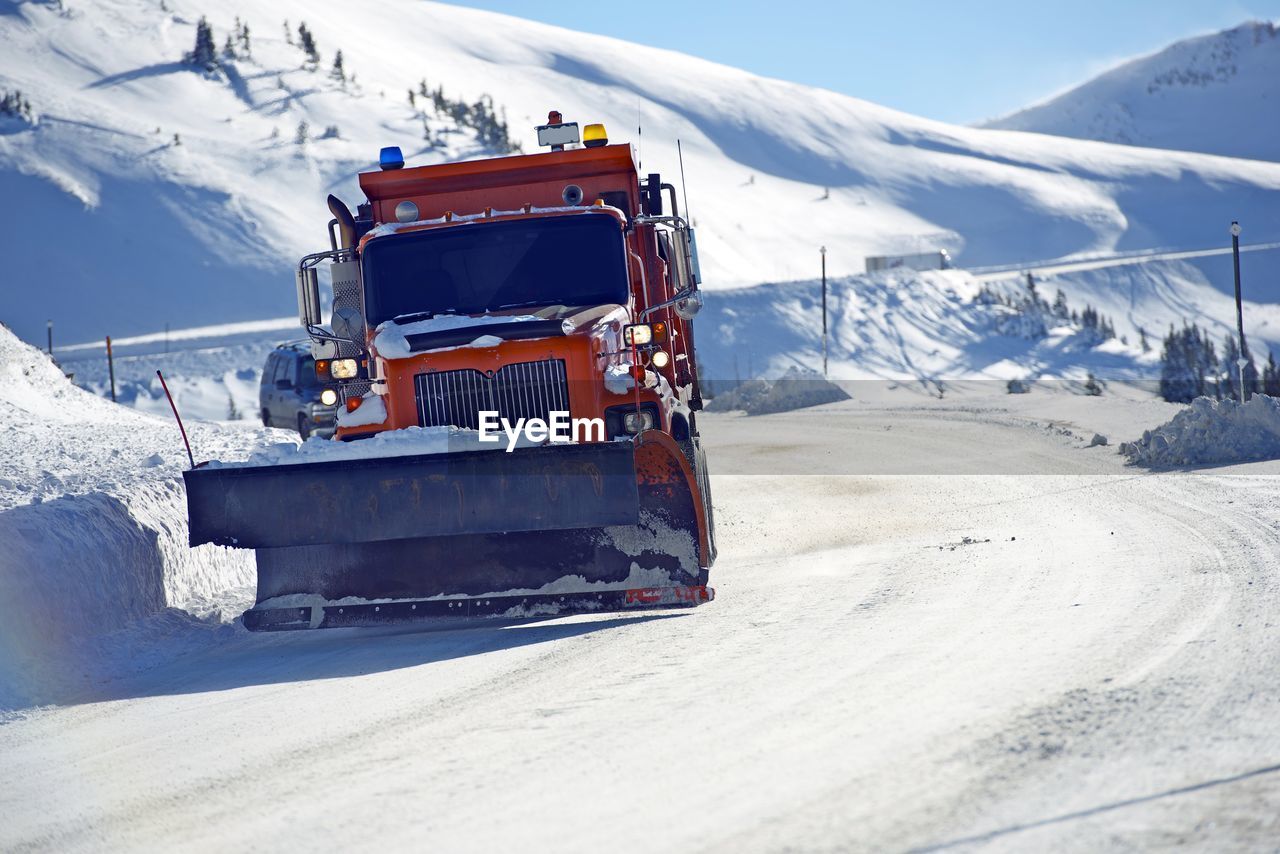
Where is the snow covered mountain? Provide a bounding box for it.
[986,21,1280,162]
[3,0,1280,347]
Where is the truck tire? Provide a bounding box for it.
[261,409,271,428]
[297,413,311,440]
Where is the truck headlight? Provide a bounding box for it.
[623,324,652,346]
[623,410,655,433]
[331,358,359,379]
[650,350,670,368]
[320,388,338,406]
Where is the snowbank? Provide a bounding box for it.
[0,324,261,710]
[706,367,851,415]
[1121,395,1280,467]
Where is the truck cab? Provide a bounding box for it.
[299,116,707,456]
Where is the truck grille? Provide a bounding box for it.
[414,359,570,430]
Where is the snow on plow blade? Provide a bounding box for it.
[184,442,640,548]
[183,435,714,630]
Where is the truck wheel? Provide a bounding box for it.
[261,409,271,428]
[297,414,311,440]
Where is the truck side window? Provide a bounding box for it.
[656,232,671,263]
[261,355,278,386]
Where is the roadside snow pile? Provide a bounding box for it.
[707,367,851,415]
[1121,395,1280,467]
[0,324,264,710]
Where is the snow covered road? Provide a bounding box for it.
[4,395,1280,851]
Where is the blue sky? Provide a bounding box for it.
[439,1,1280,124]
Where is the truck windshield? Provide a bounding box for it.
[363,215,629,325]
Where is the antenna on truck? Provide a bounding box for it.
[637,99,642,170]
[677,139,691,223]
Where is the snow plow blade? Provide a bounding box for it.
[184,442,641,548]
[182,433,716,630]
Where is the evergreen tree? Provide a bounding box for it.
[222,34,236,60]
[1264,351,1280,397]
[1220,333,1259,402]
[295,121,309,145]
[1052,288,1069,319]
[227,394,241,420]
[1139,326,1150,352]
[1222,334,1243,401]
[297,22,319,66]
[331,50,346,82]
[184,16,218,72]
[1080,305,1102,341]
[236,18,251,57]
[1084,373,1102,396]
[284,20,292,45]
[1160,323,1219,402]
[0,90,34,123]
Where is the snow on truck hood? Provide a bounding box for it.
[373,314,543,360]
[372,305,627,360]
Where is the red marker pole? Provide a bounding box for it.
[157,369,196,469]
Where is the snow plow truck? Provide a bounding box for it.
[182,113,717,630]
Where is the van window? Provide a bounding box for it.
[261,354,278,386]
[298,356,320,387]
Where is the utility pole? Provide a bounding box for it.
[106,336,117,403]
[820,246,828,377]
[46,320,53,356]
[1231,221,1248,401]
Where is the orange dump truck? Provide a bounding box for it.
[183,113,717,630]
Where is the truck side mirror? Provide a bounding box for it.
[675,289,703,320]
[670,228,692,292]
[296,267,322,327]
[686,227,702,286]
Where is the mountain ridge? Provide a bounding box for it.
[1,0,1279,345]
[985,20,1280,162]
